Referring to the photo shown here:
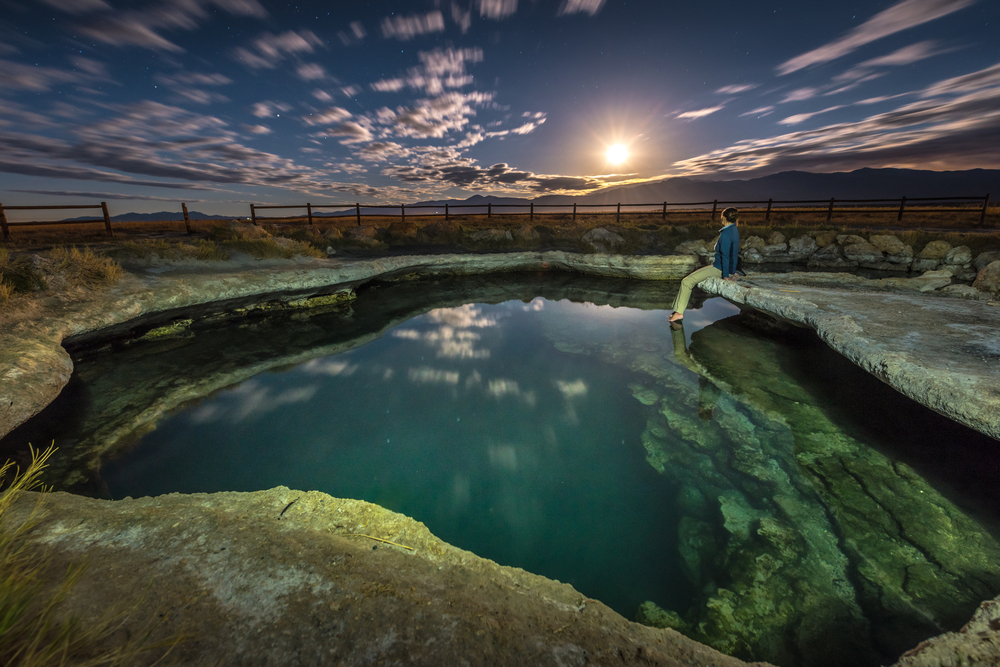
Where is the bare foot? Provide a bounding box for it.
[668,311,683,322]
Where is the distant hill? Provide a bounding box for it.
[61,210,243,222]
[63,168,998,222]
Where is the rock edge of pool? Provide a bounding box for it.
[3,250,1000,666]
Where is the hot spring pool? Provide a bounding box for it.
[4,273,1000,667]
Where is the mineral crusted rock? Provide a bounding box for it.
[917,240,952,260]
[766,232,786,245]
[468,228,513,243]
[582,227,626,253]
[837,234,867,246]
[514,225,540,242]
[810,230,838,247]
[974,250,1000,271]
[943,245,973,267]
[807,243,858,269]
[8,488,765,667]
[973,260,1000,296]
[786,235,819,261]
[843,242,884,265]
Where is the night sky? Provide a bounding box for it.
[1,0,997,216]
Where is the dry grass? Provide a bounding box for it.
[1,446,183,666]
[49,247,123,288]
[223,237,324,259]
[114,239,230,262]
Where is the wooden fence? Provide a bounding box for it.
[0,202,200,240]
[0,194,992,241]
[250,194,992,227]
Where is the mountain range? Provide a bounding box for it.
[62,168,998,221]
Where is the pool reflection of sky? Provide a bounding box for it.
[103,296,743,617]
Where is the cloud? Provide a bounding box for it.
[777,0,976,75]
[451,2,472,32]
[716,84,756,95]
[779,105,846,125]
[676,105,725,119]
[0,59,93,91]
[0,101,388,197]
[833,40,952,85]
[780,87,819,103]
[672,65,1000,175]
[242,124,272,134]
[251,100,291,118]
[315,121,374,144]
[388,91,494,139]
[77,0,267,52]
[337,21,367,45]
[302,107,352,126]
[7,189,205,202]
[740,105,775,117]
[408,367,461,385]
[380,11,446,40]
[371,47,482,95]
[478,0,518,20]
[296,63,327,81]
[355,142,412,162]
[234,30,323,69]
[38,0,111,13]
[301,359,358,376]
[557,0,605,16]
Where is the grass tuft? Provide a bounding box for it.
[187,239,229,261]
[1,445,184,666]
[50,247,124,288]
[222,237,324,259]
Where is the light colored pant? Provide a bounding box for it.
[671,265,722,314]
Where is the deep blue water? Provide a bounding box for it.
[101,297,741,616]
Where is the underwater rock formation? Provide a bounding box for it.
[542,308,1000,667]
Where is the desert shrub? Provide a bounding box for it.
[50,247,124,288]
[222,237,324,259]
[0,282,14,308]
[0,248,46,294]
[185,239,229,261]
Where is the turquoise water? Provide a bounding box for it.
[100,296,741,618]
[5,274,1000,667]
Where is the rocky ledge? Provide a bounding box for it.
[9,486,771,667]
[699,271,1000,441]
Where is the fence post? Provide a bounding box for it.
[356,203,361,226]
[765,198,773,222]
[827,198,835,222]
[307,203,313,225]
[0,203,9,241]
[488,202,491,218]
[980,194,991,226]
[897,196,906,222]
[401,203,405,224]
[616,202,621,223]
[573,203,577,222]
[711,199,718,220]
[101,201,113,237]
[181,202,192,234]
[662,202,667,220]
[530,202,534,221]
[445,203,449,221]
[250,204,257,225]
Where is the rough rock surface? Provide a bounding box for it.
[9,488,771,667]
[973,260,1000,296]
[891,596,1000,666]
[699,273,1000,440]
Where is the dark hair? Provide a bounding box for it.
[721,207,739,223]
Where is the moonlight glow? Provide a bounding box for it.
[606,144,629,165]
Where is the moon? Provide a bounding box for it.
[606,143,629,165]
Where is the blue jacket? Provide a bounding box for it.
[713,223,740,278]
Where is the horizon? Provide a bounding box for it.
[1,0,998,218]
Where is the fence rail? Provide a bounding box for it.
[0,193,992,241]
[248,194,991,227]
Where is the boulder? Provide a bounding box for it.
[899,269,953,293]
[812,230,838,247]
[787,235,819,261]
[807,243,858,269]
[582,227,626,254]
[388,222,419,239]
[741,236,766,252]
[917,240,952,260]
[910,258,940,273]
[974,250,1000,271]
[837,234,866,246]
[344,226,384,248]
[418,220,462,242]
[870,235,913,266]
[973,260,1000,296]
[674,239,708,256]
[226,220,271,240]
[514,225,540,242]
[940,284,988,299]
[767,232,786,245]
[943,246,972,267]
[467,229,513,243]
[322,227,343,240]
[843,242,883,265]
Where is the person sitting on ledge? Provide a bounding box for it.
[668,207,740,322]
